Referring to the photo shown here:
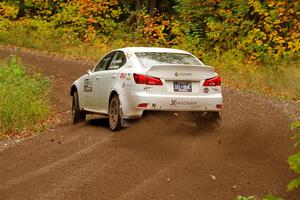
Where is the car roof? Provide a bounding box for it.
[118,47,191,54]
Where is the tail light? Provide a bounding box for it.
[133,73,163,85]
[137,103,148,108]
[203,76,221,86]
[216,104,223,109]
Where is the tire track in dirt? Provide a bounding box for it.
[38,156,115,200]
[0,123,106,183]
[0,137,111,190]
[113,139,201,200]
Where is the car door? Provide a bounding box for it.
[98,51,127,113]
[82,72,94,109]
[91,51,116,111]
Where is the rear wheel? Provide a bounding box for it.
[195,111,221,130]
[109,95,122,131]
[72,91,86,124]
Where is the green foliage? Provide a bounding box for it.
[0,57,50,138]
[236,194,283,200]
[178,0,300,62]
[288,122,300,191]
[52,0,122,41]
[1,0,123,42]
[290,121,300,146]
[288,176,300,191]
[139,11,183,45]
[1,0,299,62]
[237,196,257,200]
[0,2,19,19]
[263,194,283,200]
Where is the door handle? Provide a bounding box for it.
[111,74,117,79]
[96,75,101,80]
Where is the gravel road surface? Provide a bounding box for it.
[0,48,299,200]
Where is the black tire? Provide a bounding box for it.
[108,95,122,131]
[72,90,86,124]
[195,111,221,130]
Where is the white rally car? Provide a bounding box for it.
[70,47,223,131]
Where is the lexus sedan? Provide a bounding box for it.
[70,47,223,131]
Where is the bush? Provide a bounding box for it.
[0,56,50,138]
[236,194,283,200]
[288,121,300,191]
[178,0,300,62]
[139,11,183,46]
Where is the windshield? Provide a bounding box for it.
[135,52,202,67]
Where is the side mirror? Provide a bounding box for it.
[87,69,92,75]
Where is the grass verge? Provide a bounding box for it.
[0,56,50,139]
[202,52,300,101]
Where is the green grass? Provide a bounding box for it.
[202,52,300,101]
[0,18,137,60]
[0,56,50,138]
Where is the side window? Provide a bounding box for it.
[94,52,115,72]
[107,51,126,70]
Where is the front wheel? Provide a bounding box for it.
[72,91,86,124]
[108,95,122,131]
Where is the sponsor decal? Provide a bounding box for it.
[126,73,131,80]
[125,52,133,59]
[212,87,219,91]
[120,73,132,80]
[170,100,197,106]
[84,79,92,92]
[120,73,126,79]
[174,72,192,77]
[170,100,177,106]
[191,105,201,108]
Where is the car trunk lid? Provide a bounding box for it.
[145,64,218,95]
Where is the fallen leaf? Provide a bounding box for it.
[210,174,216,180]
[232,185,238,189]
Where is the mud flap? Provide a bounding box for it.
[121,118,129,127]
[120,104,130,128]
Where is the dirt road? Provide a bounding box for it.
[0,48,299,200]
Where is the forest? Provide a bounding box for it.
[0,0,299,99]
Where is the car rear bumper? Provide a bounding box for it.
[120,91,223,119]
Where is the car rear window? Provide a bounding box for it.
[135,52,202,67]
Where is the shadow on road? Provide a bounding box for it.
[86,117,110,128]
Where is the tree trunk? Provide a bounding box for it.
[148,0,157,17]
[135,0,142,11]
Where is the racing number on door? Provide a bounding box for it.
[84,79,93,92]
